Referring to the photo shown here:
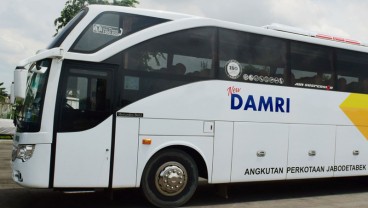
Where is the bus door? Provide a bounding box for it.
[53,62,116,187]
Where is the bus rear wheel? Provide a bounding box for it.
[141,149,198,208]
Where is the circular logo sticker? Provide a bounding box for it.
[243,74,249,81]
[225,60,242,79]
[259,76,264,82]
[270,77,275,84]
[279,78,284,85]
[264,76,269,83]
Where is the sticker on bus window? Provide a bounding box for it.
[243,74,284,85]
[93,24,123,37]
[294,82,333,90]
[225,60,242,79]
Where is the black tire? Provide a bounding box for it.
[141,149,198,208]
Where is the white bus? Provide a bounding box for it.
[11,5,368,207]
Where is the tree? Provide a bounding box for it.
[54,0,139,36]
[0,82,8,103]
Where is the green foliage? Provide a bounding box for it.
[0,135,13,140]
[54,0,139,36]
[0,82,8,103]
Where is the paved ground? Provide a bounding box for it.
[2,140,368,208]
[0,140,21,189]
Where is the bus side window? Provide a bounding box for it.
[122,28,215,78]
[58,68,112,132]
[336,49,368,94]
[117,27,216,109]
[290,42,333,90]
[172,55,212,77]
[218,28,287,85]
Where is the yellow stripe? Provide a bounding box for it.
[340,94,368,109]
[340,93,368,140]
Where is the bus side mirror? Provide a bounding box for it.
[14,67,28,100]
[31,66,48,74]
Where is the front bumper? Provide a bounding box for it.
[12,143,51,188]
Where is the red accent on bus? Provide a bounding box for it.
[333,36,345,42]
[345,39,360,45]
[316,34,332,40]
[316,34,361,45]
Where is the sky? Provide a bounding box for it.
[1,0,368,93]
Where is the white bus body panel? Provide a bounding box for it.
[113,117,140,188]
[121,81,349,125]
[136,135,214,186]
[211,121,233,183]
[335,126,368,177]
[118,80,367,182]
[287,125,335,179]
[231,122,288,182]
[139,119,214,137]
[42,59,62,133]
[133,118,214,186]
[54,117,112,187]
[12,143,51,188]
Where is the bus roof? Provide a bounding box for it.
[87,5,195,21]
[88,5,368,54]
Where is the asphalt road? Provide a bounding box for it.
[0,140,19,189]
[2,140,368,208]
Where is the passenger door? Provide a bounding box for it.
[53,62,115,187]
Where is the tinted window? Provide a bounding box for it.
[291,42,333,90]
[58,66,113,132]
[71,12,168,53]
[336,49,368,93]
[123,28,215,77]
[117,27,216,108]
[16,60,51,132]
[219,29,287,85]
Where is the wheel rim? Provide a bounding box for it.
[155,161,188,196]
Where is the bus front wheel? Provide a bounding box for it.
[141,149,198,208]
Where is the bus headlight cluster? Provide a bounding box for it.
[15,145,35,162]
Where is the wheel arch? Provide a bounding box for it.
[164,145,208,179]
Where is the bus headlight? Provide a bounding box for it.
[16,145,35,162]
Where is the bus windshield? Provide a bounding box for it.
[16,60,50,132]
